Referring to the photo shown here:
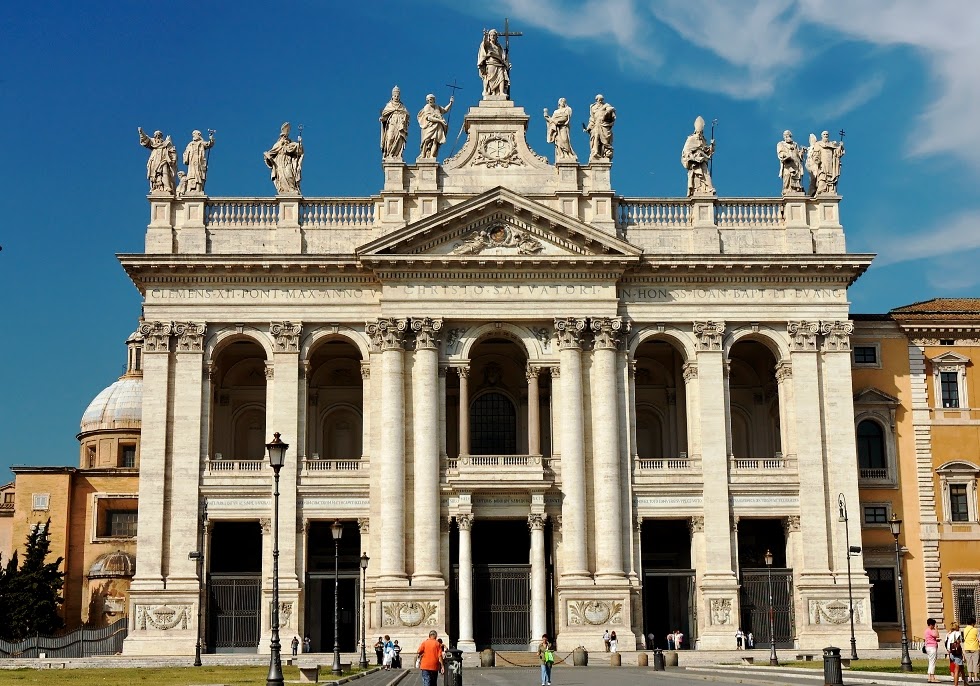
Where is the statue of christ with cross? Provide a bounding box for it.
[478,18,522,99]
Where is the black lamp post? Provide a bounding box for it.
[331,519,344,676]
[838,494,860,661]
[189,550,204,666]
[889,515,913,673]
[266,432,288,686]
[765,549,778,666]
[359,552,370,670]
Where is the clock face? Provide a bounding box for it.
[484,137,513,160]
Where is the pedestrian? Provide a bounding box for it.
[673,629,684,651]
[947,622,965,686]
[375,636,385,665]
[304,635,311,653]
[609,630,618,652]
[393,639,402,668]
[416,630,445,686]
[963,617,979,684]
[666,631,674,650]
[925,618,940,683]
[382,634,394,669]
[603,629,611,652]
[735,628,745,650]
[291,635,299,657]
[537,633,555,686]
[747,632,754,649]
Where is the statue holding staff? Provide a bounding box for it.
[478,29,510,98]
[264,122,304,195]
[380,86,410,160]
[417,94,454,159]
[776,129,804,195]
[182,129,215,195]
[543,98,577,162]
[138,127,177,195]
[681,116,716,196]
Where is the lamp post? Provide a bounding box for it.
[765,549,778,666]
[889,515,913,673]
[189,550,204,666]
[359,552,370,670]
[838,494,860,661]
[331,519,344,676]
[266,432,288,686]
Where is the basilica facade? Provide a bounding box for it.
[119,78,878,655]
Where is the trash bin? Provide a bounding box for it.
[823,646,843,686]
[665,650,679,667]
[480,648,495,668]
[446,649,463,686]
[610,652,621,666]
[652,648,665,671]
[637,652,649,667]
[573,646,589,666]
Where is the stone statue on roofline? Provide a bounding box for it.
[417,94,454,160]
[380,86,410,161]
[264,122,304,195]
[478,28,510,98]
[138,127,177,195]
[585,94,616,161]
[776,130,804,196]
[182,129,215,196]
[808,130,845,195]
[681,116,716,197]
[543,98,577,162]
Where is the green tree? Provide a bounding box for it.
[2,520,65,640]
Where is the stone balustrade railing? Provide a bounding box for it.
[729,453,796,470]
[205,198,279,228]
[859,467,889,480]
[205,456,265,472]
[634,453,699,471]
[618,197,792,228]
[617,199,693,227]
[203,197,377,229]
[302,457,365,472]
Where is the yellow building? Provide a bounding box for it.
[854,298,980,644]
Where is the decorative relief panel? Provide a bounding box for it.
[693,321,725,351]
[788,321,820,351]
[411,317,443,350]
[555,317,587,350]
[271,321,302,353]
[139,320,172,353]
[135,604,192,631]
[173,322,205,353]
[450,224,543,256]
[367,318,409,351]
[269,601,293,629]
[567,599,624,626]
[808,599,864,625]
[820,320,854,352]
[471,132,524,168]
[709,598,733,625]
[382,601,439,627]
[445,328,465,352]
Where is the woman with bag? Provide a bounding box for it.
[924,618,940,683]
[537,634,555,686]
[947,622,965,686]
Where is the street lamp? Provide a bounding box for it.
[189,551,204,666]
[765,549,778,666]
[358,552,370,669]
[838,494,860,661]
[266,432,289,686]
[331,519,344,676]
[889,515,913,673]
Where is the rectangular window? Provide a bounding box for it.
[955,585,979,625]
[854,346,878,365]
[941,339,956,346]
[86,445,97,468]
[868,567,899,623]
[864,506,888,524]
[941,371,961,408]
[3,492,14,504]
[120,445,136,468]
[107,510,138,537]
[950,483,970,522]
[32,493,50,511]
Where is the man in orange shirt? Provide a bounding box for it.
[416,630,445,686]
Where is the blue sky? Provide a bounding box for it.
[2,0,978,470]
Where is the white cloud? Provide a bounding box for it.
[872,211,980,267]
[811,75,885,122]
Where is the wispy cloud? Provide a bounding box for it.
[811,75,886,121]
[872,211,980,267]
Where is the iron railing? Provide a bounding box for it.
[0,618,128,658]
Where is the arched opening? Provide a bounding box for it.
[727,340,782,459]
[210,340,268,461]
[634,339,689,457]
[856,419,886,475]
[307,338,364,461]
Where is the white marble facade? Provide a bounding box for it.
[121,95,877,655]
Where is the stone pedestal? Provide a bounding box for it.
[175,195,207,253]
[276,196,302,253]
[146,196,175,253]
[123,590,199,655]
[380,161,408,229]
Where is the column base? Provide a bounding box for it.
[456,639,476,653]
[559,571,593,585]
[411,574,446,588]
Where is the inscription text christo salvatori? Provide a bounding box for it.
[398,284,608,297]
[620,287,847,302]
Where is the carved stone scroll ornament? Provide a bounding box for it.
[554,317,587,350]
[135,604,192,631]
[820,320,855,352]
[809,599,864,625]
[411,317,443,350]
[139,320,173,353]
[591,317,630,350]
[710,598,733,625]
[357,518,370,535]
[774,360,793,382]
[457,513,473,531]
[451,224,543,256]
[693,321,725,351]
[787,321,820,351]
[271,321,302,353]
[172,322,205,353]
[567,600,624,626]
[382,601,439,627]
[472,133,524,168]
[366,318,409,351]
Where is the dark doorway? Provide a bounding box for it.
[306,521,361,652]
[208,521,263,653]
[641,519,695,649]
[737,519,793,648]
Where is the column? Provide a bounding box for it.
[529,514,548,642]
[591,317,627,579]
[456,514,475,651]
[367,318,409,583]
[457,366,470,457]
[555,317,589,580]
[412,317,443,584]
[269,322,302,587]
[167,322,207,587]
[527,365,541,455]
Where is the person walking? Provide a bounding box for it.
[673,629,684,651]
[964,617,979,684]
[393,639,403,668]
[416,630,445,686]
[609,630,618,652]
[537,634,555,686]
[735,628,746,650]
[747,632,754,649]
[382,634,394,670]
[291,635,299,657]
[303,635,311,653]
[375,636,385,665]
[603,629,611,652]
[925,618,940,683]
[947,622,965,686]
[666,631,675,650]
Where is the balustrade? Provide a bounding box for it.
[205,199,279,228]
[302,457,364,472]
[730,453,789,470]
[859,467,889,480]
[716,199,784,227]
[300,198,376,227]
[617,198,692,227]
[205,456,265,472]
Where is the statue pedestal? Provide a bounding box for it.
[276,196,302,253]
[176,196,206,254]
[146,197,175,254]
[380,161,408,229]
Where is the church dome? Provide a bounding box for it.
[79,377,143,434]
[87,550,136,579]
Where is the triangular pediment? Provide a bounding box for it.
[853,387,901,406]
[930,351,971,365]
[357,187,640,262]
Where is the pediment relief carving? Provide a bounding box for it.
[930,351,971,365]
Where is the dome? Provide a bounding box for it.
[88,550,136,579]
[79,377,143,434]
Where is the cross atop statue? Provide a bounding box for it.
[478,19,522,99]
[498,17,523,59]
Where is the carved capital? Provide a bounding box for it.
[554,317,587,350]
[689,516,705,534]
[367,318,409,351]
[264,361,274,380]
[139,320,172,353]
[456,365,469,380]
[788,320,820,351]
[528,513,548,531]
[820,320,854,352]
[693,321,725,351]
[173,322,205,353]
[774,360,793,382]
[549,366,560,379]
[271,321,302,353]
[682,362,698,382]
[411,317,443,350]
[526,365,540,381]
[259,518,271,534]
[360,363,371,380]
[590,317,630,350]
[785,515,801,533]
[357,518,370,534]
[457,513,473,531]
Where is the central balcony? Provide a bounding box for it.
[445,454,552,490]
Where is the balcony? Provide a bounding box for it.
[205,456,265,473]
[632,453,702,487]
[446,454,551,489]
[729,453,799,487]
[299,455,370,489]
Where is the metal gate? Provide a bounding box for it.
[473,564,530,649]
[740,569,794,648]
[208,575,260,652]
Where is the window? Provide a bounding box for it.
[954,584,980,625]
[867,567,898,623]
[3,492,14,504]
[854,346,878,365]
[950,484,970,522]
[469,392,517,455]
[92,494,139,540]
[86,445,96,468]
[864,505,889,525]
[120,445,136,468]
[942,371,961,408]
[106,510,138,537]
[941,339,956,346]
[32,493,50,511]
[857,420,887,477]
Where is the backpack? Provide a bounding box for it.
[951,634,963,657]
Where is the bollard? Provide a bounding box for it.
[823,646,843,686]
[652,648,665,671]
[637,652,649,667]
[610,652,621,666]
[572,646,589,666]
[479,648,495,668]
[445,649,463,686]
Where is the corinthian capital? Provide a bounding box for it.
[820,320,854,352]
[173,322,206,353]
[693,321,725,351]
[138,320,173,353]
[787,320,820,351]
[411,317,443,350]
[528,513,548,531]
[554,317,587,350]
[366,318,409,351]
[590,317,630,350]
[270,321,302,353]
